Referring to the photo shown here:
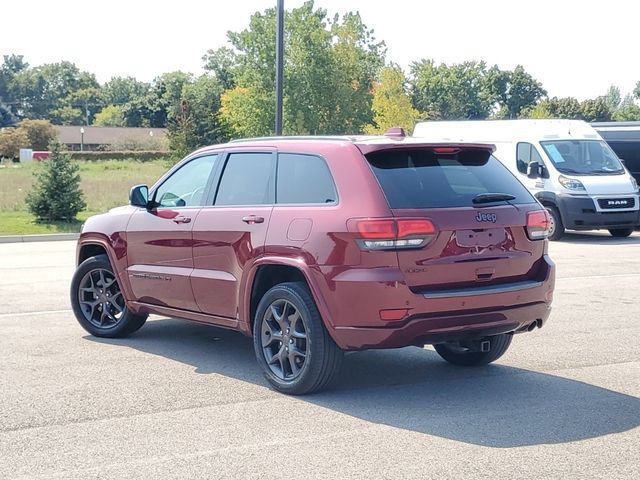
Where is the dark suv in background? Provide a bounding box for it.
[71,132,555,394]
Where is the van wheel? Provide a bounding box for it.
[434,334,512,366]
[253,282,343,395]
[70,255,147,338]
[546,206,564,241]
[608,228,634,238]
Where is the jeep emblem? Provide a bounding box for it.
[475,212,497,223]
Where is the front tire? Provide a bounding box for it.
[70,254,147,338]
[434,334,513,366]
[546,206,565,241]
[253,282,343,395]
[608,228,634,238]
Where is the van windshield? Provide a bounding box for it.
[540,140,625,175]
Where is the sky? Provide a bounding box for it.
[2,0,639,100]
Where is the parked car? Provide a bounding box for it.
[414,120,640,240]
[70,132,555,394]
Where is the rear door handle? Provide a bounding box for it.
[172,216,192,224]
[242,215,265,224]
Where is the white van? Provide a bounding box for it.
[413,119,640,239]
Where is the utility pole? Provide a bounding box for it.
[275,0,284,136]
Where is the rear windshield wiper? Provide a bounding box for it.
[472,193,516,204]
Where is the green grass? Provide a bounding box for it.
[0,159,168,235]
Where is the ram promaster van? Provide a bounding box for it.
[414,120,640,239]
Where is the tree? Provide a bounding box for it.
[364,65,419,134]
[19,119,57,150]
[613,95,640,121]
[603,85,621,113]
[62,87,102,125]
[503,65,546,118]
[536,97,583,119]
[122,71,192,128]
[580,97,612,122]
[51,106,85,125]
[410,60,495,120]
[26,142,86,221]
[0,101,16,127]
[326,11,386,133]
[523,102,553,119]
[219,86,274,138]
[0,128,28,159]
[11,61,99,120]
[101,76,150,106]
[168,75,226,159]
[0,54,29,115]
[634,81,640,100]
[214,1,385,136]
[202,47,237,90]
[93,105,125,127]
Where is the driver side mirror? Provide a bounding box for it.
[527,162,541,179]
[527,161,548,179]
[130,184,149,208]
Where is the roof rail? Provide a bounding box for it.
[229,135,371,143]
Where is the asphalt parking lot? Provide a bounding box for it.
[1,234,639,479]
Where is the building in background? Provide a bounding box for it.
[56,126,168,152]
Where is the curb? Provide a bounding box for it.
[0,233,80,244]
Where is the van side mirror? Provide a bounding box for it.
[130,184,149,208]
[527,162,541,179]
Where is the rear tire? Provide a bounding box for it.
[434,334,513,366]
[546,206,564,241]
[608,228,634,238]
[253,282,343,395]
[70,255,147,338]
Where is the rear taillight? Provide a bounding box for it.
[526,210,550,240]
[353,218,437,250]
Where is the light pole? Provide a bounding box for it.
[80,127,85,152]
[275,0,284,136]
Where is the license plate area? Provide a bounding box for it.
[455,228,506,248]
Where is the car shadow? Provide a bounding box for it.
[557,231,640,245]
[87,318,640,449]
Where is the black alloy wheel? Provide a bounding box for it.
[70,255,147,338]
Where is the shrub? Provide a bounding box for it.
[26,141,86,221]
[0,128,29,159]
[67,150,170,161]
[19,119,57,150]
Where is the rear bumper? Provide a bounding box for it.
[557,194,640,230]
[332,302,551,350]
[319,255,555,351]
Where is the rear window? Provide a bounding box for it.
[366,148,535,208]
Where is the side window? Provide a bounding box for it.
[516,143,531,174]
[154,155,217,208]
[215,152,275,205]
[277,153,337,204]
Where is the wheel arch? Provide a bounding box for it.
[240,257,336,338]
[77,242,109,265]
[76,234,135,305]
[534,191,558,209]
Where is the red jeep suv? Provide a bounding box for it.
[71,133,555,394]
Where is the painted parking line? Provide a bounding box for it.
[557,273,640,281]
[0,309,73,319]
